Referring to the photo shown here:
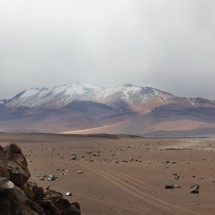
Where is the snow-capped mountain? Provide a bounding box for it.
[5,82,215,113]
[1,83,215,136]
[3,83,173,107]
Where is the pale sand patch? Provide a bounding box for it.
[61,121,125,134]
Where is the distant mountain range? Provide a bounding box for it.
[0,82,215,136]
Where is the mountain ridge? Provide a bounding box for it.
[3,83,215,110]
[0,83,215,136]
[4,83,173,108]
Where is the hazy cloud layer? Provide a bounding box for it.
[0,0,215,99]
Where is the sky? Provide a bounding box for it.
[0,0,215,99]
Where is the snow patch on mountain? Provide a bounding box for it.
[55,82,99,96]
[186,98,196,106]
[0,99,6,105]
[98,84,141,101]
[19,88,48,98]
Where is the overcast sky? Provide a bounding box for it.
[0,0,215,99]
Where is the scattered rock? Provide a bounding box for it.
[47,175,57,181]
[173,174,183,180]
[190,185,200,194]
[165,184,181,189]
[77,170,83,174]
[198,177,204,180]
[65,192,72,196]
[86,151,92,154]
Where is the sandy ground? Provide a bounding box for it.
[0,133,215,215]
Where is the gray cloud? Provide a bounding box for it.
[0,0,215,99]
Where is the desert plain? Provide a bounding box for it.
[0,133,215,215]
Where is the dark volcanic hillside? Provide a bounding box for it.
[0,83,215,136]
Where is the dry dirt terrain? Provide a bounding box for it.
[0,133,215,215]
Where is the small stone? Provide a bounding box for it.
[198,177,204,180]
[77,170,83,174]
[65,192,72,196]
[191,188,199,194]
[86,151,92,154]
[190,185,200,194]
[47,175,56,181]
[165,184,180,189]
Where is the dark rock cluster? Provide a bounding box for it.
[0,143,81,215]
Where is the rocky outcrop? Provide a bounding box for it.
[0,143,81,215]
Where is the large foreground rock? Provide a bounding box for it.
[0,144,81,215]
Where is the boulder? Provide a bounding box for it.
[3,143,31,186]
[0,144,81,215]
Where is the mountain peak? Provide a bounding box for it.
[51,82,100,96]
[122,83,136,88]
